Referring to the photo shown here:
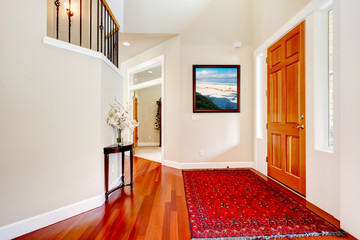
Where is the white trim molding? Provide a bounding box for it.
[43,37,124,78]
[163,160,255,170]
[0,194,105,240]
[129,78,162,91]
[138,142,160,147]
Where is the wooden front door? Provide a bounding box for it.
[267,21,306,196]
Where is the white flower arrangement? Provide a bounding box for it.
[106,100,138,131]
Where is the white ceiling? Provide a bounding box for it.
[111,0,211,63]
[122,0,211,34]
[119,33,177,63]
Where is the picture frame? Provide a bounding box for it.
[193,65,240,113]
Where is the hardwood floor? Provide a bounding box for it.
[15,157,356,240]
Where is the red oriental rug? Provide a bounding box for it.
[182,169,345,240]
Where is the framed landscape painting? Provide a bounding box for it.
[193,65,240,113]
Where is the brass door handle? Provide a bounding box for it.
[293,124,304,129]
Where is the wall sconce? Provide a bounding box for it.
[63,2,74,17]
[63,1,74,43]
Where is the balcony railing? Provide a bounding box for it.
[49,0,119,67]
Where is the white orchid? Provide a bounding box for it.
[106,100,138,131]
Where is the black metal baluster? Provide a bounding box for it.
[80,0,82,46]
[97,0,99,51]
[107,13,110,59]
[116,31,119,67]
[104,9,106,56]
[68,0,71,43]
[90,0,92,49]
[112,22,113,63]
[112,21,114,64]
[110,21,112,62]
[114,23,116,65]
[100,2,103,53]
[54,0,60,39]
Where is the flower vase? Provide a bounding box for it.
[117,129,122,145]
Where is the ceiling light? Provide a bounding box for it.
[148,70,153,73]
[122,42,130,46]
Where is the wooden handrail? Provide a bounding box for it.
[101,0,120,31]
[106,28,117,39]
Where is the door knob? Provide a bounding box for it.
[293,124,304,129]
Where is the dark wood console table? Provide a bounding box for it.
[104,142,134,201]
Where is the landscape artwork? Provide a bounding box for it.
[193,65,240,113]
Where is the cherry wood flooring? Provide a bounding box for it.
[15,157,356,240]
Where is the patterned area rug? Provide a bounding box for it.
[182,169,345,240]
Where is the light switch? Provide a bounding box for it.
[192,114,200,120]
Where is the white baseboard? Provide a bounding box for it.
[138,142,160,147]
[163,160,255,170]
[109,177,121,190]
[0,194,105,240]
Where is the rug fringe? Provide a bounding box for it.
[191,230,346,240]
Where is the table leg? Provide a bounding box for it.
[130,146,133,190]
[121,150,125,183]
[104,154,109,201]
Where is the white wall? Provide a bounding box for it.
[305,8,340,219]
[0,0,123,236]
[337,0,360,237]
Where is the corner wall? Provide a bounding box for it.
[0,0,123,237]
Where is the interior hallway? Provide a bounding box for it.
[14,157,356,240]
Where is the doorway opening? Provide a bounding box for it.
[128,55,164,163]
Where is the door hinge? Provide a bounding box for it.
[266,57,268,64]
[266,156,268,162]
[266,123,268,129]
[266,90,267,96]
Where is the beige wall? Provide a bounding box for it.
[252,0,311,49]
[179,0,254,163]
[0,0,123,228]
[136,85,161,144]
